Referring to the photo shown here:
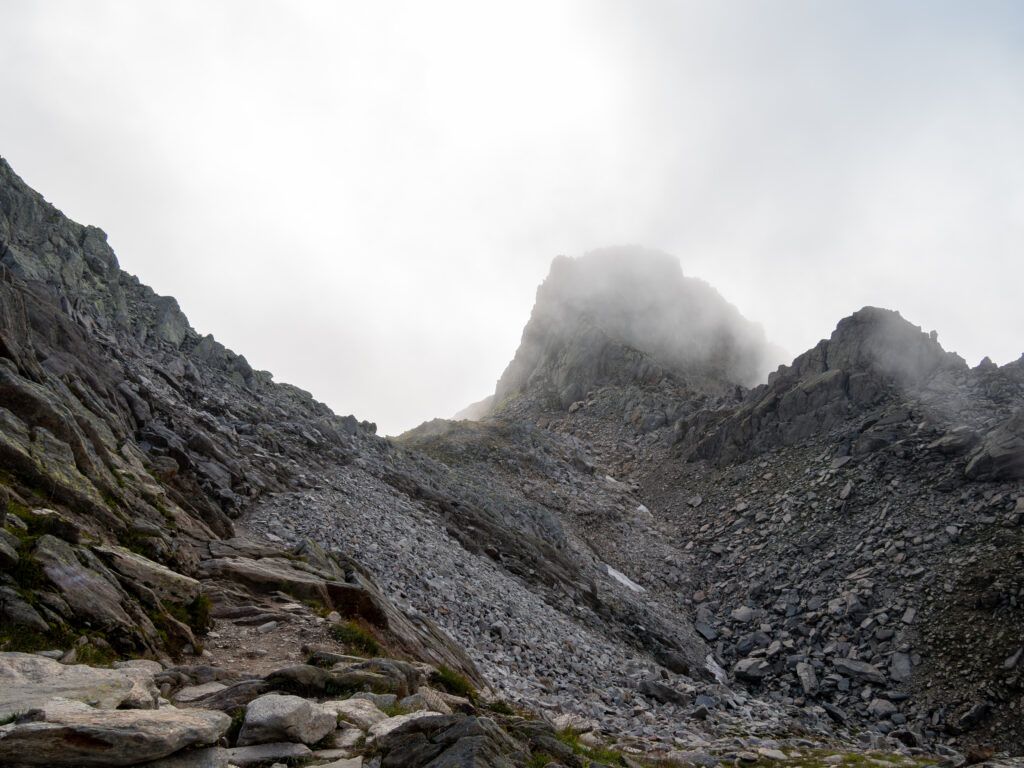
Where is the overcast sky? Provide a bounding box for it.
[2,1,1022,434]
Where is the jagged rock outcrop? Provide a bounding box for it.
[966,409,1024,480]
[680,307,968,464]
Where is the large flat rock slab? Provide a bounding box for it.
[0,698,230,766]
[198,556,330,604]
[94,544,201,605]
[0,652,158,718]
[32,534,135,631]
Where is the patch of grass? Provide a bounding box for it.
[0,712,24,727]
[225,706,246,747]
[483,699,518,716]
[302,598,330,617]
[431,665,476,700]
[329,620,381,656]
[0,625,64,654]
[163,594,213,634]
[4,517,54,602]
[556,728,628,766]
[0,622,103,659]
[186,594,212,632]
[147,604,201,658]
[6,501,53,541]
[9,550,47,592]
[73,641,118,667]
[117,528,158,557]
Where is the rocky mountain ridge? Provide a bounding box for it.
[458,253,1023,753]
[1,156,1022,767]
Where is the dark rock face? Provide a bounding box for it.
[681,307,968,464]
[965,409,1024,480]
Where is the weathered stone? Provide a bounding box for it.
[965,411,1024,480]
[187,679,270,712]
[367,710,444,741]
[0,698,229,766]
[733,657,770,682]
[730,606,756,623]
[236,693,337,746]
[867,698,897,718]
[225,742,312,767]
[114,659,166,675]
[32,534,134,631]
[399,687,454,715]
[322,697,388,730]
[94,544,201,605]
[796,661,818,694]
[141,746,230,768]
[0,652,157,718]
[889,652,912,683]
[198,556,330,604]
[316,759,363,768]
[173,682,228,704]
[833,657,886,685]
[638,679,690,706]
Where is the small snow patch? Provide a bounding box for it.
[706,653,728,685]
[603,564,645,593]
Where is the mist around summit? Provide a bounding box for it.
[4,2,1024,436]
[1,3,1024,766]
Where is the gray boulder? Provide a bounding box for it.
[733,657,770,682]
[94,544,201,605]
[965,410,1024,480]
[236,693,337,746]
[833,658,886,685]
[0,698,229,766]
[0,652,158,718]
[225,742,312,767]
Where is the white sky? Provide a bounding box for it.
[2,1,1022,435]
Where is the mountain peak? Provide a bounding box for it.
[491,247,776,411]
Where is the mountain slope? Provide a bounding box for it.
[455,250,1023,752]
[2,157,1023,764]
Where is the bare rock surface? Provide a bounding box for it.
[2,157,1022,765]
[0,652,157,717]
[0,698,229,766]
[235,692,336,746]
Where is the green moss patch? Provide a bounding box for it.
[431,664,476,700]
[329,619,381,656]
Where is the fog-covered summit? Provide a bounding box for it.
[491,247,779,410]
